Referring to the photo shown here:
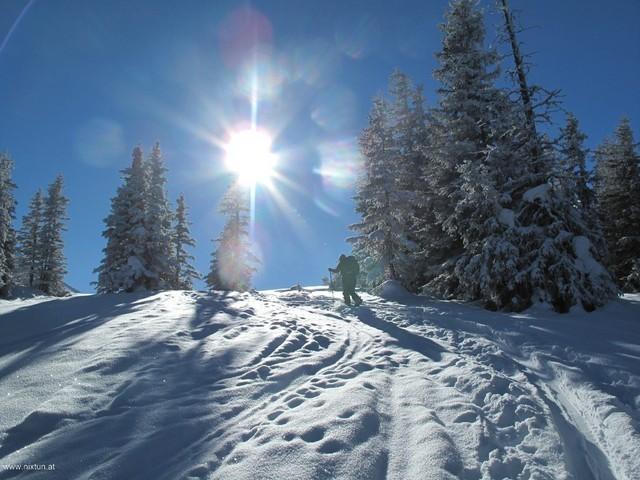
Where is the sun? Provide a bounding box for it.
[224,129,276,186]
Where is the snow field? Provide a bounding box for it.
[0,288,639,479]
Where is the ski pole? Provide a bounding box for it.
[329,270,334,298]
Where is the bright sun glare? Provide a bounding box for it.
[224,129,276,186]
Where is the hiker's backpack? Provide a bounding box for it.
[343,256,360,277]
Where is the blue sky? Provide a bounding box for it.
[1,0,638,292]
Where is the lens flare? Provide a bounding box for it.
[217,7,273,69]
[310,85,358,133]
[314,139,362,189]
[334,14,378,59]
[224,129,276,186]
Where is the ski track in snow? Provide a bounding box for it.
[0,289,639,479]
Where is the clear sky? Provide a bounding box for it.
[1,0,638,292]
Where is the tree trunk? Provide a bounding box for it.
[499,0,541,171]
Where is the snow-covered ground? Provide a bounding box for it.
[0,286,639,479]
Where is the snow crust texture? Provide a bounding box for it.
[0,289,639,479]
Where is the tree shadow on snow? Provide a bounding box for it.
[0,291,255,479]
[378,293,640,366]
[0,293,158,381]
[355,307,446,361]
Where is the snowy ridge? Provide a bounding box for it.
[0,289,639,479]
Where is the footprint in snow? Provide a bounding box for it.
[267,410,283,421]
[453,411,478,423]
[257,365,270,379]
[241,428,258,441]
[300,426,325,442]
[276,416,290,425]
[318,439,347,454]
[287,397,304,408]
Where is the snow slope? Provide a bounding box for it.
[0,287,639,479]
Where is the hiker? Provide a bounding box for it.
[329,254,362,306]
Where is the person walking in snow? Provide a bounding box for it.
[329,254,362,306]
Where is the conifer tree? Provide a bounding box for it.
[16,189,44,288]
[422,0,507,297]
[389,70,422,194]
[0,153,17,298]
[558,113,593,212]
[389,71,430,288]
[448,93,527,310]
[38,175,69,296]
[595,118,640,291]
[498,0,617,311]
[95,147,151,293]
[172,193,199,289]
[145,143,174,289]
[406,84,434,290]
[207,182,257,291]
[350,96,414,285]
[557,113,610,256]
[351,71,435,290]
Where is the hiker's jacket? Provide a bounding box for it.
[331,256,360,279]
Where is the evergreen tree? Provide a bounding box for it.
[388,70,423,194]
[389,71,430,289]
[207,182,257,291]
[422,0,506,297]
[145,143,174,289]
[350,96,414,285]
[172,193,199,289]
[95,182,127,293]
[557,113,610,258]
[448,95,527,310]
[595,118,640,291]
[16,189,44,288]
[405,84,436,291]
[516,176,617,312]
[498,1,617,311]
[558,113,593,213]
[0,153,17,298]
[95,147,151,293]
[38,175,69,296]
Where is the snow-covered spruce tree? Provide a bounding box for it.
[349,96,415,287]
[207,182,257,292]
[145,142,174,289]
[499,0,617,311]
[95,146,152,293]
[388,70,430,289]
[95,184,127,293]
[558,113,594,213]
[422,0,507,298]
[448,93,531,311]
[38,175,69,296]
[16,189,44,288]
[595,118,640,291]
[0,152,17,298]
[172,193,199,289]
[388,70,425,196]
[556,113,609,260]
[408,84,433,287]
[515,173,618,312]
